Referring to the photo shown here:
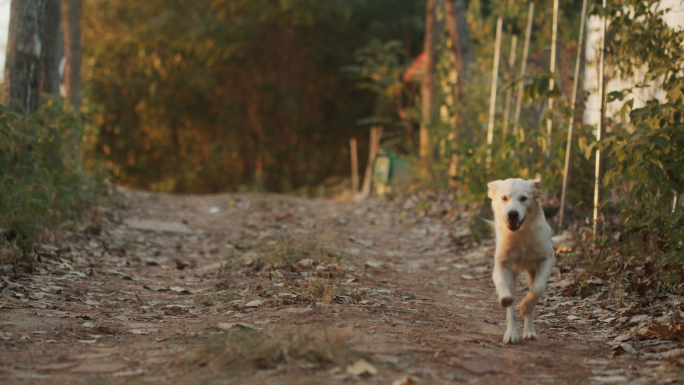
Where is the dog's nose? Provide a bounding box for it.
[508,211,519,220]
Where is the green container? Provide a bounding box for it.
[372,153,411,194]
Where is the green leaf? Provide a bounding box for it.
[607,91,625,102]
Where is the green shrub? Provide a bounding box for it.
[0,97,105,247]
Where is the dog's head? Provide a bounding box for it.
[487,178,541,232]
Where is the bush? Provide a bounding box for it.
[0,97,105,247]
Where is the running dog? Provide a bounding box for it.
[487,178,555,344]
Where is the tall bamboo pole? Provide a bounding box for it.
[350,138,359,194]
[545,0,559,158]
[559,0,589,231]
[593,0,608,230]
[486,18,503,171]
[502,34,518,137]
[513,3,534,135]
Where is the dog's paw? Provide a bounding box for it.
[499,296,514,308]
[503,329,519,344]
[522,330,538,341]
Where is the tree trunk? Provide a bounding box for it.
[3,0,47,115]
[41,0,63,96]
[420,0,439,159]
[444,0,474,100]
[63,0,82,110]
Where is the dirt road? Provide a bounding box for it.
[1,190,682,384]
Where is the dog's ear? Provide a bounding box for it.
[487,180,501,199]
[531,180,542,199]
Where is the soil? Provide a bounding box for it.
[1,189,683,384]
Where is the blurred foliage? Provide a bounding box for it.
[82,0,425,194]
[597,0,684,266]
[0,97,106,246]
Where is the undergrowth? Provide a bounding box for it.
[0,97,108,258]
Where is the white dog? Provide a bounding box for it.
[487,178,555,344]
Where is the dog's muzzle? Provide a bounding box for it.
[505,217,525,231]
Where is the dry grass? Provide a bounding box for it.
[257,233,347,267]
[182,328,367,372]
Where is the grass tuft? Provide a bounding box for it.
[183,328,367,372]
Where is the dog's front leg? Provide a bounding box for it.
[492,263,518,344]
[521,258,554,340]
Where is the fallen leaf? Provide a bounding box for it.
[346,359,377,376]
[614,334,633,342]
[245,300,261,308]
[349,236,373,247]
[170,286,195,295]
[84,296,101,305]
[1,287,14,298]
[57,261,73,271]
[644,323,684,339]
[661,349,684,360]
[144,285,169,292]
[217,323,256,330]
[112,369,145,378]
[297,259,315,268]
[70,363,127,373]
[124,219,193,234]
[391,376,415,385]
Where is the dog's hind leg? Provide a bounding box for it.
[521,258,554,340]
[493,264,518,344]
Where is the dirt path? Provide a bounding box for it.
[1,190,682,384]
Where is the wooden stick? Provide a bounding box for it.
[486,18,503,171]
[360,127,383,198]
[503,34,518,137]
[350,138,359,194]
[513,3,534,135]
[593,0,608,230]
[559,0,588,231]
[546,0,559,158]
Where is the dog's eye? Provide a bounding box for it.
[501,196,508,201]
[520,196,528,202]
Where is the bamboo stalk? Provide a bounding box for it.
[360,128,377,199]
[513,3,534,136]
[350,138,359,195]
[559,0,589,231]
[593,0,608,230]
[545,0,559,158]
[486,18,503,171]
[503,34,518,137]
